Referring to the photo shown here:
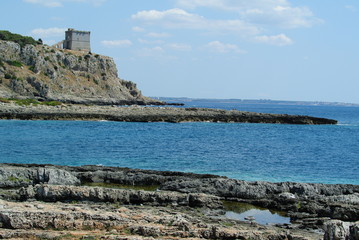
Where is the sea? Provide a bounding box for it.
[1,98,358,185]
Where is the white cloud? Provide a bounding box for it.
[204,41,246,54]
[176,0,322,29]
[345,5,357,12]
[138,38,165,45]
[176,0,237,11]
[132,8,203,24]
[137,46,165,57]
[146,32,171,38]
[132,8,259,36]
[132,26,145,32]
[30,27,67,38]
[167,43,192,51]
[23,0,106,7]
[43,40,57,45]
[101,40,133,47]
[24,0,62,7]
[254,34,293,46]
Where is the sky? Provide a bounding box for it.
[1,0,359,103]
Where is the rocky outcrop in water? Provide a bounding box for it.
[0,101,338,124]
[0,40,161,105]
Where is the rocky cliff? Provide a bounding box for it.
[0,40,162,105]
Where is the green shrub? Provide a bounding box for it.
[44,56,50,61]
[4,73,12,79]
[0,59,4,68]
[0,98,10,103]
[14,99,40,106]
[42,101,62,106]
[6,60,22,67]
[7,176,30,182]
[7,98,62,107]
[29,65,36,73]
[0,30,37,47]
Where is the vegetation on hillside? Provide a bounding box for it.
[0,30,41,47]
[0,97,62,106]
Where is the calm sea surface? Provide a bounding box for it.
[1,99,358,185]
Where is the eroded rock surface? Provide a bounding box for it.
[160,178,359,221]
[0,199,322,240]
[324,220,359,240]
[17,184,222,209]
[0,166,80,188]
[0,163,358,239]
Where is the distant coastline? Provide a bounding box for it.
[156,97,359,107]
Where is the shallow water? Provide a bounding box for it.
[223,201,291,225]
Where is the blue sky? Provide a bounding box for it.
[1,0,359,103]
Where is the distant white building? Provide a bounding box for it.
[63,28,91,51]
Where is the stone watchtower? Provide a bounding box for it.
[63,28,91,51]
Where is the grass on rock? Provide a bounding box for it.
[1,98,62,106]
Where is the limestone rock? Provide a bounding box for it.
[0,166,80,188]
[324,220,359,240]
[160,178,359,221]
[0,199,321,240]
[18,184,222,209]
[0,40,161,105]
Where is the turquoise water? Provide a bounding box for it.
[1,99,358,185]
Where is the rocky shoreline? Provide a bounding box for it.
[0,164,357,239]
[0,101,337,124]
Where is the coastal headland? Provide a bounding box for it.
[0,33,337,125]
[0,164,358,239]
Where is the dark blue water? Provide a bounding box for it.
[1,99,358,185]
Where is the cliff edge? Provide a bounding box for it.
[0,38,162,105]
